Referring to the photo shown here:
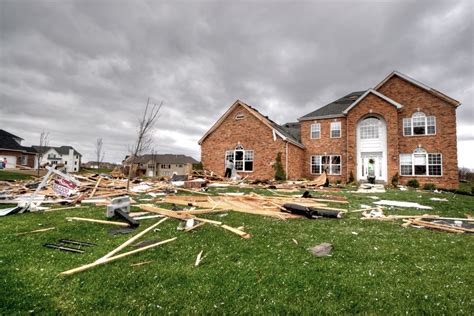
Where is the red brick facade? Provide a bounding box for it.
[0,150,36,168]
[200,72,460,188]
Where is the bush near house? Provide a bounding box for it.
[423,182,437,191]
[273,152,286,181]
[407,179,420,188]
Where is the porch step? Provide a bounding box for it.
[356,183,386,193]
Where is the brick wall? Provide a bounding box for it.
[201,104,301,180]
[300,118,347,182]
[377,76,459,189]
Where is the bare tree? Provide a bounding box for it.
[127,98,162,190]
[95,138,105,169]
[37,130,49,176]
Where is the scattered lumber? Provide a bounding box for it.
[59,237,177,276]
[96,217,169,262]
[66,217,130,227]
[138,204,191,220]
[184,221,206,232]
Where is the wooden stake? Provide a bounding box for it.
[15,227,55,236]
[96,217,168,262]
[89,177,102,198]
[195,250,203,267]
[66,217,130,227]
[221,224,250,239]
[59,237,177,276]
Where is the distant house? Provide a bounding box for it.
[124,154,199,177]
[32,146,82,173]
[83,161,119,170]
[0,129,37,169]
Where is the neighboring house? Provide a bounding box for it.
[83,161,119,170]
[200,71,461,189]
[32,146,82,173]
[124,154,199,177]
[0,129,37,169]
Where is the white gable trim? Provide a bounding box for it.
[342,89,403,114]
[375,71,460,106]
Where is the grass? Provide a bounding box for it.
[0,188,473,314]
[0,170,34,181]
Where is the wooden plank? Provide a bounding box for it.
[138,204,191,220]
[96,217,169,262]
[194,217,222,225]
[59,237,177,276]
[411,220,466,233]
[221,224,251,239]
[184,221,206,232]
[15,227,55,236]
[89,177,103,198]
[66,217,130,227]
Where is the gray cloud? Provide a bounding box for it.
[1,0,473,167]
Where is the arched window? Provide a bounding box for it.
[359,117,381,139]
[224,144,254,172]
[403,112,436,136]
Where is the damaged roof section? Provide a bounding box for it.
[0,129,36,153]
[298,91,366,120]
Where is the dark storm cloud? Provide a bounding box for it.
[1,0,473,167]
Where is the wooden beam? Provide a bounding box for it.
[194,217,222,225]
[66,217,130,227]
[221,224,250,239]
[89,177,103,198]
[59,237,177,276]
[96,217,169,262]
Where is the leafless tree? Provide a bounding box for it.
[37,130,49,176]
[95,138,105,169]
[127,98,163,190]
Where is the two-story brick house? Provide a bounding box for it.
[199,71,461,188]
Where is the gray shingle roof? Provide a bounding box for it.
[0,129,35,153]
[299,91,366,120]
[32,146,82,156]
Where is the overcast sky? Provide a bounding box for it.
[1,0,473,168]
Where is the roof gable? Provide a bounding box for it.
[199,100,304,148]
[342,89,403,114]
[375,71,461,107]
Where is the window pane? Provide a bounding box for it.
[244,150,253,160]
[244,161,253,171]
[414,165,426,175]
[413,113,426,135]
[403,118,412,136]
[400,154,412,164]
[330,122,341,138]
[235,150,243,160]
[414,154,426,165]
[428,165,441,176]
[311,124,320,139]
[311,155,321,174]
[321,156,330,164]
[331,156,341,164]
[235,161,243,170]
[331,165,341,175]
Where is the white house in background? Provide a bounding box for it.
[32,146,82,173]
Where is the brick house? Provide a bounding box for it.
[0,129,37,169]
[199,71,461,188]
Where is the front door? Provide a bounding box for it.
[361,153,383,180]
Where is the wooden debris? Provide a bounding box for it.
[66,217,130,227]
[194,217,222,225]
[138,204,191,220]
[195,250,204,267]
[59,237,177,276]
[221,224,250,239]
[130,260,153,267]
[184,222,207,232]
[15,227,55,236]
[96,217,169,262]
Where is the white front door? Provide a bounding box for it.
[361,153,383,179]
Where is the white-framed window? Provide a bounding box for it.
[225,145,254,172]
[161,164,171,169]
[310,123,320,139]
[360,117,380,139]
[399,148,442,176]
[21,156,28,165]
[310,155,341,175]
[330,122,341,138]
[403,112,436,136]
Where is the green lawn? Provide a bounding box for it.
[0,170,34,181]
[0,188,473,314]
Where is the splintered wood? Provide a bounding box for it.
[163,194,346,220]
